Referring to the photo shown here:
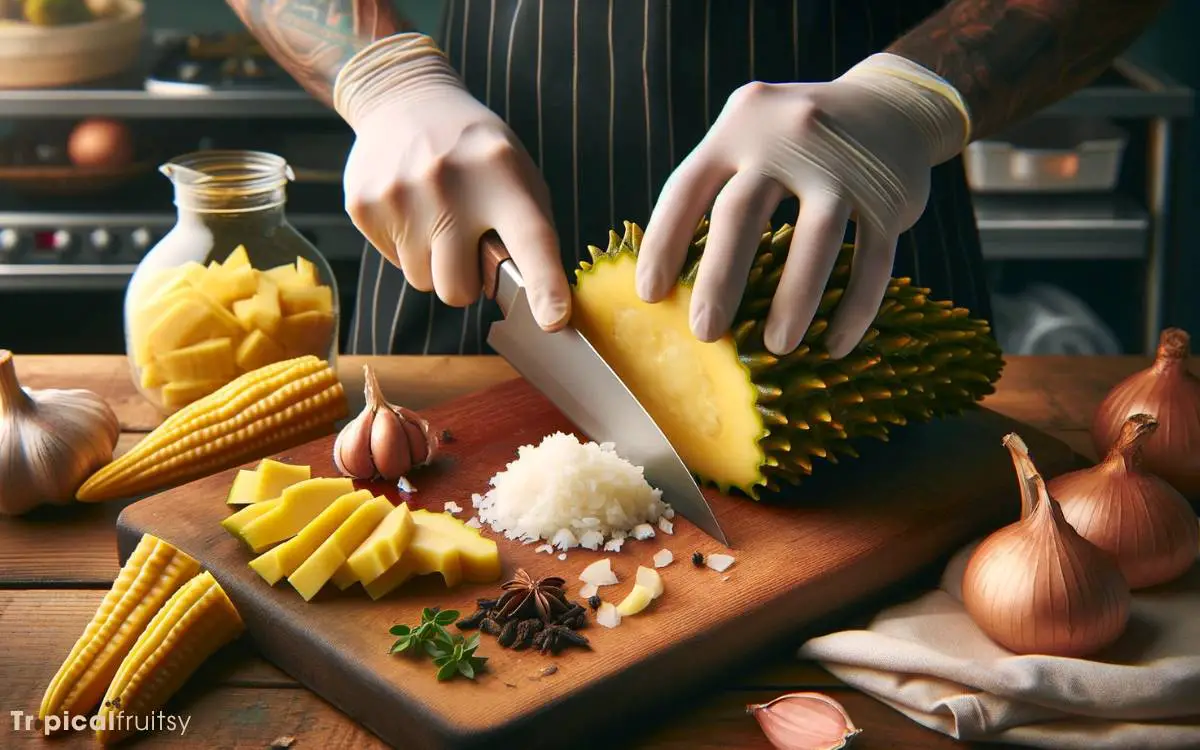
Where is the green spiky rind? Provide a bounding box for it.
[575,220,1005,499]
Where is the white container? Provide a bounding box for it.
[965,118,1128,193]
[0,0,143,89]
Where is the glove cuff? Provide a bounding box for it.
[839,53,973,165]
[333,32,467,129]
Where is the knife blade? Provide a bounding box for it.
[479,231,729,546]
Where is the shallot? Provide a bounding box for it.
[747,692,861,750]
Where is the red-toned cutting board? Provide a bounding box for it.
[116,376,1080,750]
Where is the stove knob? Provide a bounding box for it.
[130,227,154,254]
[89,228,115,254]
[0,228,20,260]
[50,229,73,255]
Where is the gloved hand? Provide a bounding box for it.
[333,34,569,330]
[636,53,971,358]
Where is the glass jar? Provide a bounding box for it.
[125,150,339,415]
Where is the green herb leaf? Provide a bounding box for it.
[389,624,411,636]
[434,609,459,626]
[457,659,475,680]
[464,632,481,651]
[424,641,447,659]
[390,639,412,655]
[432,655,454,667]
[436,661,459,681]
[421,607,436,623]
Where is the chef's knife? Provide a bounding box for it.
[480,232,729,546]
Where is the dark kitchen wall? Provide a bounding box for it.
[1126,0,1200,335]
[145,0,442,35]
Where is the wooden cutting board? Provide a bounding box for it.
[116,376,1080,750]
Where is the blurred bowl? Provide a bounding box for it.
[0,0,144,89]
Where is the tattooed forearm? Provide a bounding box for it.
[888,0,1168,141]
[225,0,408,105]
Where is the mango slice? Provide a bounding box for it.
[278,311,335,358]
[221,497,280,535]
[288,495,392,600]
[237,478,356,552]
[156,338,237,383]
[235,329,287,373]
[344,503,415,585]
[195,264,257,308]
[225,459,311,505]
[410,510,501,583]
[232,282,282,336]
[363,523,463,600]
[248,490,372,585]
[222,244,250,269]
[225,470,260,505]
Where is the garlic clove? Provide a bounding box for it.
[370,406,412,480]
[335,409,378,479]
[399,415,429,467]
[747,692,861,750]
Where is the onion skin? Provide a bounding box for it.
[1092,328,1200,505]
[1052,414,1198,589]
[961,434,1131,658]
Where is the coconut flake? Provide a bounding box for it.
[610,529,627,541]
[535,544,554,555]
[579,530,605,551]
[579,582,599,599]
[652,549,674,568]
[465,516,483,529]
[706,553,735,572]
[657,517,674,535]
[663,506,676,519]
[470,492,484,508]
[595,602,622,628]
[603,538,625,552]
[396,476,416,493]
[551,528,579,551]
[443,501,463,515]
[579,559,619,586]
[557,553,567,561]
[631,523,655,541]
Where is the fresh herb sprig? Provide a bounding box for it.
[389,607,488,681]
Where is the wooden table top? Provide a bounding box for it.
[0,354,1167,749]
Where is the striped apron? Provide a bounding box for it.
[349,0,991,355]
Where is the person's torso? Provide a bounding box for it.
[350,0,989,355]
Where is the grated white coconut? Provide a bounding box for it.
[603,538,625,552]
[557,553,568,561]
[652,549,674,568]
[631,523,655,541]
[535,544,554,555]
[465,516,483,529]
[473,432,671,549]
[444,501,463,515]
[596,602,622,628]
[657,517,674,535]
[706,554,735,572]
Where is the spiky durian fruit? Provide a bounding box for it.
[570,220,1004,499]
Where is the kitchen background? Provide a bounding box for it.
[0,0,1195,357]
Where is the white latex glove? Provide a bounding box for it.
[334,34,569,329]
[636,53,972,358]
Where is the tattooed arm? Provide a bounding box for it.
[224,0,412,106]
[888,0,1169,141]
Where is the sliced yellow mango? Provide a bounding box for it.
[222,245,250,269]
[237,478,356,553]
[248,490,372,585]
[411,510,501,583]
[225,470,260,505]
[264,263,303,289]
[139,363,164,389]
[221,497,280,535]
[160,379,225,409]
[156,338,237,383]
[180,261,208,287]
[345,503,414,585]
[279,285,333,316]
[232,284,282,336]
[225,459,310,505]
[288,495,393,600]
[144,299,216,356]
[234,329,287,373]
[195,264,257,308]
[363,524,462,600]
[330,564,360,591]
[295,256,319,286]
[278,311,335,358]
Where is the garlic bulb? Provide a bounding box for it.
[1092,328,1200,503]
[333,365,439,481]
[0,350,120,516]
[1051,414,1198,589]
[961,433,1131,658]
[747,692,861,750]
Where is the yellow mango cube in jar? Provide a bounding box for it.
[124,151,340,415]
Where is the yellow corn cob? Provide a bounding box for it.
[39,534,201,724]
[95,571,244,745]
[77,356,347,502]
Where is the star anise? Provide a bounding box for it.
[493,569,568,623]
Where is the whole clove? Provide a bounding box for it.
[440,429,455,443]
[692,551,705,567]
[456,609,488,630]
[498,619,521,648]
[479,617,503,636]
[587,595,602,610]
[458,568,592,656]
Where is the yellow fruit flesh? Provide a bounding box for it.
[129,253,334,411]
[237,477,356,552]
[221,497,279,535]
[344,503,414,585]
[288,496,393,600]
[226,469,260,505]
[39,535,201,722]
[156,338,237,383]
[363,524,463,600]
[410,510,501,583]
[248,490,372,585]
[572,252,763,492]
[95,572,243,746]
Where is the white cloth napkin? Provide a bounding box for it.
[798,543,1200,749]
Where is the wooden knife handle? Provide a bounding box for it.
[480,230,512,301]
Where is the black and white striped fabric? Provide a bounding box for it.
[349,0,991,355]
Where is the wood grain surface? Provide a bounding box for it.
[1,354,1187,750]
[116,374,1078,749]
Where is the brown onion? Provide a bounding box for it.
[961,433,1131,658]
[1051,414,1198,589]
[1093,328,1200,505]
